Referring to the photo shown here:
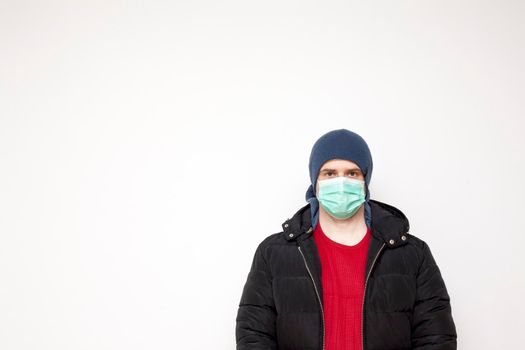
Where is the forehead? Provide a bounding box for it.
[320,159,361,171]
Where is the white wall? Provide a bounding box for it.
[1,1,524,349]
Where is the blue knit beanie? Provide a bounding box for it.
[305,129,374,228]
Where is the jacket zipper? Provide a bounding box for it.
[298,246,325,350]
[361,242,386,350]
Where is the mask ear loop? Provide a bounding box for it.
[364,176,372,229]
[363,171,370,201]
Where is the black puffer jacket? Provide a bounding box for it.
[236,199,457,350]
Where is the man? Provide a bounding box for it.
[236,129,457,350]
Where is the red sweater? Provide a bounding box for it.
[313,222,372,350]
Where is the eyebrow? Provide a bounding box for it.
[320,168,361,173]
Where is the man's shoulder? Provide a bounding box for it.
[404,232,439,268]
[406,232,427,250]
[257,231,289,248]
[251,230,296,260]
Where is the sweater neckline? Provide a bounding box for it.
[314,222,371,250]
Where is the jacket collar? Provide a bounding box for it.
[281,199,411,248]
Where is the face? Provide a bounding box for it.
[315,159,365,196]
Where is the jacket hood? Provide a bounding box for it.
[281,199,411,248]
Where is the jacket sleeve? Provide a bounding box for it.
[235,240,278,350]
[411,241,457,350]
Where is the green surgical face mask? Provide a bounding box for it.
[317,176,366,220]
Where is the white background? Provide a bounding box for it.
[1,0,524,349]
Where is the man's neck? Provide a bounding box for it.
[318,204,368,246]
